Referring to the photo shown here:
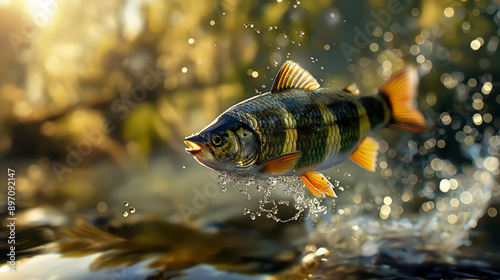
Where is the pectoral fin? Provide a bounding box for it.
[262,152,301,175]
[301,170,337,198]
[349,136,379,171]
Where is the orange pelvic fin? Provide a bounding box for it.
[379,68,432,132]
[301,170,337,198]
[262,152,301,175]
[349,136,379,172]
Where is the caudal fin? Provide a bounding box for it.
[379,68,431,133]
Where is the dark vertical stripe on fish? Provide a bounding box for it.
[359,96,391,130]
[282,97,327,169]
[327,99,360,156]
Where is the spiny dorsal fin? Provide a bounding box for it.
[343,83,360,95]
[271,60,320,93]
[349,136,379,172]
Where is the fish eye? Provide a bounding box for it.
[212,135,222,146]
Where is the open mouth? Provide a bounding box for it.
[184,140,202,155]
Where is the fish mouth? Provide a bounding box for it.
[185,134,208,156]
[185,135,219,170]
[184,140,203,155]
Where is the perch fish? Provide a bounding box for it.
[185,61,429,197]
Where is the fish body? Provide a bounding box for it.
[185,61,429,197]
[224,88,388,173]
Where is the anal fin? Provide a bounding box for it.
[350,136,379,172]
[301,170,337,198]
[262,152,301,175]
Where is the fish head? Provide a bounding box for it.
[185,115,258,171]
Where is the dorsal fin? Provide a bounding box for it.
[271,61,320,93]
[343,83,360,95]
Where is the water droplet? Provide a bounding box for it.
[250,213,256,220]
[123,211,129,217]
[222,187,227,192]
[249,22,254,28]
[243,208,248,215]
[129,207,136,214]
[182,165,186,169]
[124,201,129,207]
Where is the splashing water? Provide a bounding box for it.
[218,171,338,222]
[122,201,137,218]
[297,117,500,276]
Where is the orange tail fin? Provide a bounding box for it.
[379,68,432,133]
